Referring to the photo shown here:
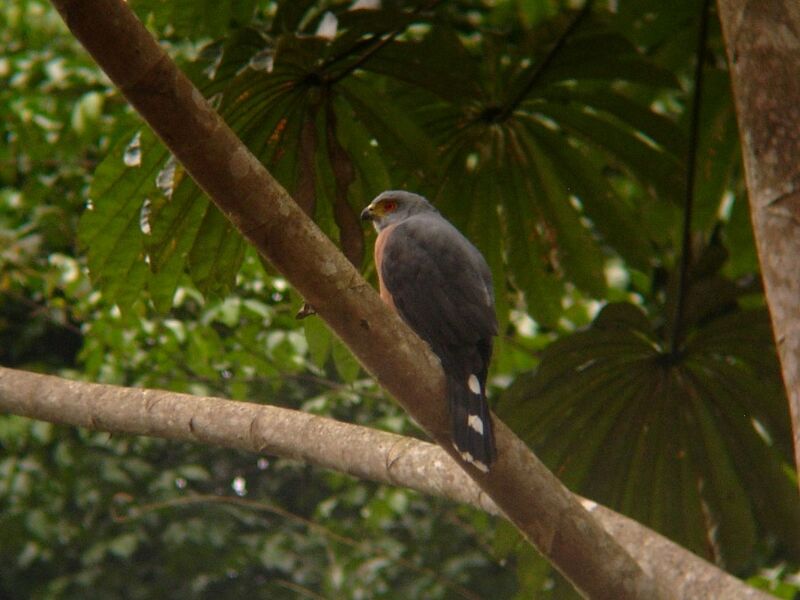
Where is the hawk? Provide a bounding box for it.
[361,191,498,471]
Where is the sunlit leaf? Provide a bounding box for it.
[79,128,159,309]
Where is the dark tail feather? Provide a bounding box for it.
[447,374,496,472]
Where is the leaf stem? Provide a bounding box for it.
[325,0,441,86]
[670,0,711,357]
[494,1,593,122]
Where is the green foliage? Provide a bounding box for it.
[2,0,799,598]
[497,299,799,572]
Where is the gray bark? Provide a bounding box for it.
[718,0,800,490]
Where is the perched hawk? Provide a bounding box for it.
[361,191,498,471]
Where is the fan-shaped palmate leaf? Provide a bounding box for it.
[496,302,800,572]
[392,12,687,324]
[538,83,687,157]
[82,3,694,324]
[531,102,683,202]
[81,19,447,309]
[520,117,654,270]
[358,32,483,103]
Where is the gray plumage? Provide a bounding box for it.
[361,191,498,471]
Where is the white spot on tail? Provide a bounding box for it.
[453,444,490,473]
[467,414,484,435]
[316,11,338,39]
[467,374,481,395]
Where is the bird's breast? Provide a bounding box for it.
[374,223,398,310]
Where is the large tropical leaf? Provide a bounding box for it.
[81,2,692,330]
[78,9,442,311]
[496,300,800,571]
[391,12,685,324]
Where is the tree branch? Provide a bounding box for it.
[717,0,800,490]
[0,366,770,600]
[49,1,656,597]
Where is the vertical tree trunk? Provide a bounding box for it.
[717,0,800,490]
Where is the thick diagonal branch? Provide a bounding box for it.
[50,1,660,597]
[0,366,771,599]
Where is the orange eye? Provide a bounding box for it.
[383,200,397,212]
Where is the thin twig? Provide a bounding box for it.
[274,579,328,600]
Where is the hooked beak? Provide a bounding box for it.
[360,205,374,221]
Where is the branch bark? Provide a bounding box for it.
[717,0,800,488]
[0,366,771,600]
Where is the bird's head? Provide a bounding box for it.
[360,190,437,232]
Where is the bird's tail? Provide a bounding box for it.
[447,373,496,472]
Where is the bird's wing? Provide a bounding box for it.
[379,213,497,356]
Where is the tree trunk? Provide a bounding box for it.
[717,0,800,490]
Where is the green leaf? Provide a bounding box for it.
[539,84,686,156]
[332,337,360,383]
[132,0,258,38]
[304,316,333,368]
[338,76,439,175]
[188,205,247,295]
[524,135,608,298]
[145,164,207,308]
[496,302,798,569]
[532,102,683,201]
[332,94,392,197]
[692,69,742,231]
[501,169,564,325]
[498,105,658,274]
[79,128,159,309]
[359,31,481,103]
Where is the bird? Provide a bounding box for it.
[361,190,498,472]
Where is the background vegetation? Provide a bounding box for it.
[1,0,798,597]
